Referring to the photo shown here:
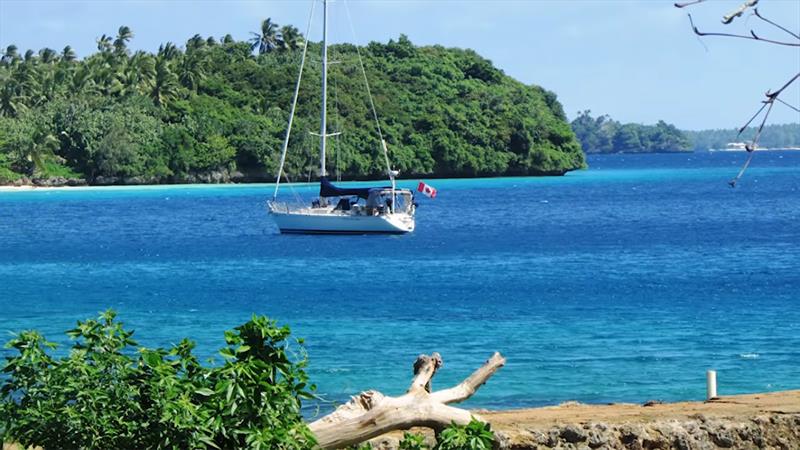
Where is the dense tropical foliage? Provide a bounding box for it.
[0,23,585,185]
[571,110,691,154]
[1,312,496,449]
[684,123,800,151]
[1,311,316,449]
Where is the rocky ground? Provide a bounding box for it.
[367,390,800,449]
[5,391,799,449]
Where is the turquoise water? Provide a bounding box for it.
[1,152,799,410]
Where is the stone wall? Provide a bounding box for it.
[494,414,800,450]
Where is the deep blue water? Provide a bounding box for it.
[1,151,799,411]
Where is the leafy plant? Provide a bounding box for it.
[399,431,428,450]
[435,419,494,450]
[0,310,316,449]
[348,443,374,450]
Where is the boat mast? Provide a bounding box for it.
[272,2,315,202]
[319,0,328,178]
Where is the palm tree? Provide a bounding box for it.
[85,55,123,96]
[96,34,113,53]
[158,42,181,61]
[61,45,77,62]
[13,128,60,176]
[38,48,58,64]
[37,64,59,103]
[133,51,155,81]
[12,59,41,106]
[206,36,217,47]
[0,81,26,117]
[177,53,205,91]
[119,51,155,96]
[1,45,20,66]
[113,26,133,56]
[279,25,303,51]
[150,56,179,106]
[222,34,235,45]
[23,49,36,62]
[70,64,99,95]
[187,34,205,52]
[250,18,280,54]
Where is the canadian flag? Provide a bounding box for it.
[417,181,437,198]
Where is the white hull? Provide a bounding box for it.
[268,1,418,236]
[269,206,414,235]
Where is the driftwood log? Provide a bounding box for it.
[308,352,506,449]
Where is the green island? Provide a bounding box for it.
[572,110,800,154]
[685,123,800,151]
[0,23,585,186]
[570,110,691,154]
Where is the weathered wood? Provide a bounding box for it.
[410,352,442,394]
[430,352,506,404]
[308,352,505,449]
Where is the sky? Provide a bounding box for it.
[1,0,798,130]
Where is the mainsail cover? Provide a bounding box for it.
[319,177,387,199]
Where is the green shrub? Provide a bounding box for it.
[0,165,20,183]
[435,419,494,450]
[1,310,316,450]
[399,431,428,449]
[349,443,374,450]
[38,160,82,179]
[1,312,496,450]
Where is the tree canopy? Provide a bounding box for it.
[0,23,585,185]
[571,110,691,154]
[684,123,800,151]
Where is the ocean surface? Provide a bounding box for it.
[1,151,799,411]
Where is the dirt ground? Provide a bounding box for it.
[483,389,800,429]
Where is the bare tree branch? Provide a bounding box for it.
[687,15,799,47]
[754,9,800,40]
[722,0,759,25]
[308,352,505,449]
[728,72,799,186]
[675,0,707,8]
[775,97,800,113]
[677,0,799,186]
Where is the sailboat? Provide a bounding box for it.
[267,0,416,235]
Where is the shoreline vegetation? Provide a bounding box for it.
[571,111,692,155]
[4,391,799,449]
[2,22,796,188]
[2,311,799,449]
[3,148,800,192]
[571,111,800,155]
[3,391,800,450]
[0,22,586,188]
[685,123,800,153]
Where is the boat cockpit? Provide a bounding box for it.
[328,188,415,216]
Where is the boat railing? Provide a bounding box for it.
[267,201,292,214]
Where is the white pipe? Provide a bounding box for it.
[706,370,717,400]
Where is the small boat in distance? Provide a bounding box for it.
[267,0,416,235]
[709,142,765,152]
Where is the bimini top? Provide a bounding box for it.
[319,177,390,199]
